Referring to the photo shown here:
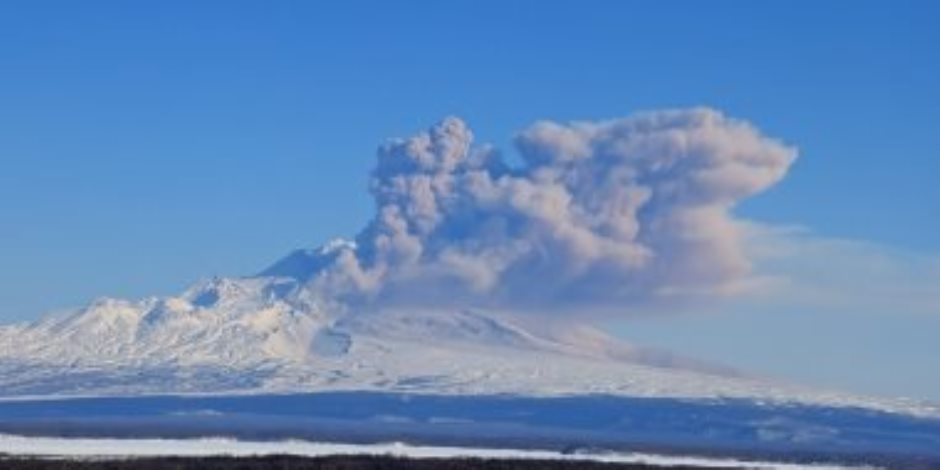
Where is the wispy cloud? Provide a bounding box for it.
[742,223,940,315]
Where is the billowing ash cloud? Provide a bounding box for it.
[306,108,797,312]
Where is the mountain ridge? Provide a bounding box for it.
[0,243,936,419]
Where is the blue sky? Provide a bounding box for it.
[1,1,938,400]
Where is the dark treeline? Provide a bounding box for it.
[0,455,724,470]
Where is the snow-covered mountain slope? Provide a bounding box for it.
[0,244,936,419]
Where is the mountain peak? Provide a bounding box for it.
[0,244,935,419]
[258,238,356,282]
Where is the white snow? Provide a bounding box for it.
[0,265,936,418]
[0,434,873,469]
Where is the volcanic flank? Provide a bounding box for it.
[0,109,934,419]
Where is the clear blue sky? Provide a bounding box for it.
[1,1,938,399]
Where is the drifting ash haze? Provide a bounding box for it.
[0,109,934,417]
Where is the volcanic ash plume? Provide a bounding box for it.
[308,108,797,313]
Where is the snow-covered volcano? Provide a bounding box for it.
[1,111,937,422]
[0,241,935,420]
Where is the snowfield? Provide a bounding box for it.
[0,243,939,464]
[0,434,871,469]
[0,243,937,419]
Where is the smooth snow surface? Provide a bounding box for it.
[0,434,871,469]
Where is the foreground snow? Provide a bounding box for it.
[0,244,938,464]
[0,434,869,469]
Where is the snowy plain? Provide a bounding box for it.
[0,434,873,470]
